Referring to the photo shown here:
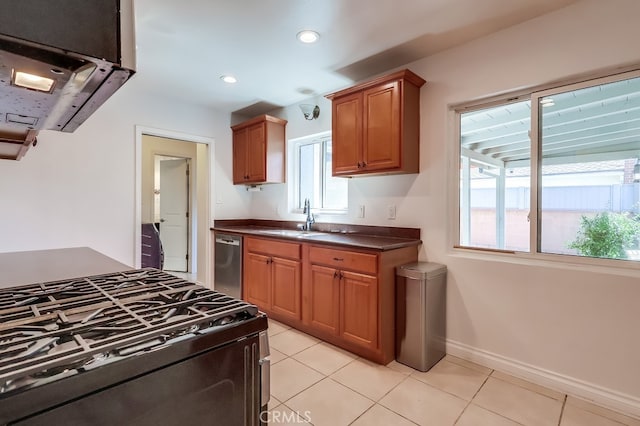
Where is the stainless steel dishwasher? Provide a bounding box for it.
[214,233,243,299]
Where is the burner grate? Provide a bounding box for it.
[0,269,257,392]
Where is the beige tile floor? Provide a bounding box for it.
[266,319,640,426]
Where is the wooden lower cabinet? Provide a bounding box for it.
[243,236,418,365]
[244,252,272,308]
[340,270,377,350]
[270,257,301,321]
[305,264,340,335]
[243,237,301,322]
[302,244,417,364]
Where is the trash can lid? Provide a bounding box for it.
[397,262,447,280]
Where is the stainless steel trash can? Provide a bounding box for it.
[395,262,446,372]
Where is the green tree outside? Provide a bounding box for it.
[568,211,640,259]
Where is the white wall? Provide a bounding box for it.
[416,1,640,413]
[0,77,238,267]
[236,0,640,415]
[212,119,253,219]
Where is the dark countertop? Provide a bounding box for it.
[212,224,422,251]
[0,247,132,289]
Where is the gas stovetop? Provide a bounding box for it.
[0,268,259,395]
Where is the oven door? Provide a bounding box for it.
[11,335,262,426]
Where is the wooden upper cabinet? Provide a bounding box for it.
[327,69,425,177]
[332,92,362,175]
[231,115,287,185]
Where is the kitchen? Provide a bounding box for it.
[1,0,640,425]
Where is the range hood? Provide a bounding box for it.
[0,0,136,160]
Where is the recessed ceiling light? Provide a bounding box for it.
[220,75,237,84]
[297,30,320,44]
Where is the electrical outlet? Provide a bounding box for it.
[358,205,365,218]
[387,205,396,220]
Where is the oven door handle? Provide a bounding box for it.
[259,331,270,412]
[260,358,270,409]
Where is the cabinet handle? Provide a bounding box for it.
[333,257,344,261]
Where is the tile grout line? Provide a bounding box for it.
[347,400,420,426]
[468,374,556,426]
[295,351,361,377]
[489,370,565,402]
[557,394,567,426]
[368,374,421,425]
[280,402,315,425]
[406,362,490,404]
[273,356,324,406]
[452,368,494,425]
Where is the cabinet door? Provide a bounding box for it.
[340,270,378,350]
[244,252,271,309]
[271,257,302,321]
[332,92,362,176]
[362,81,401,172]
[245,122,267,183]
[232,127,249,184]
[305,264,340,335]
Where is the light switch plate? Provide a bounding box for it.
[358,205,365,218]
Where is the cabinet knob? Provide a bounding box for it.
[362,161,367,168]
[333,257,344,261]
[333,270,338,278]
[357,162,362,168]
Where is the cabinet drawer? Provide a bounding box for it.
[246,237,301,260]
[309,246,377,274]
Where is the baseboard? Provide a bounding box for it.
[446,339,640,419]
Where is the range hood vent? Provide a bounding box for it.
[0,0,135,160]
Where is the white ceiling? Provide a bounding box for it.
[133,0,579,115]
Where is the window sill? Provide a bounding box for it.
[291,208,348,216]
[449,245,640,278]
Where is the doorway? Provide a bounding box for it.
[156,156,189,272]
[136,128,213,286]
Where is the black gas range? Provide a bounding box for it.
[0,268,269,426]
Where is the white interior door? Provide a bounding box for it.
[159,158,189,272]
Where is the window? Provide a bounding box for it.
[293,132,348,211]
[456,70,640,263]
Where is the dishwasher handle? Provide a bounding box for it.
[215,237,240,246]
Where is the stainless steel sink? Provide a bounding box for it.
[257,229,325,238]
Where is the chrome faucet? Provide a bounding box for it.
[303,198,315,231]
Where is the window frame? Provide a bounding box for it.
[451,67,640,272]
[289,131,348,215]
